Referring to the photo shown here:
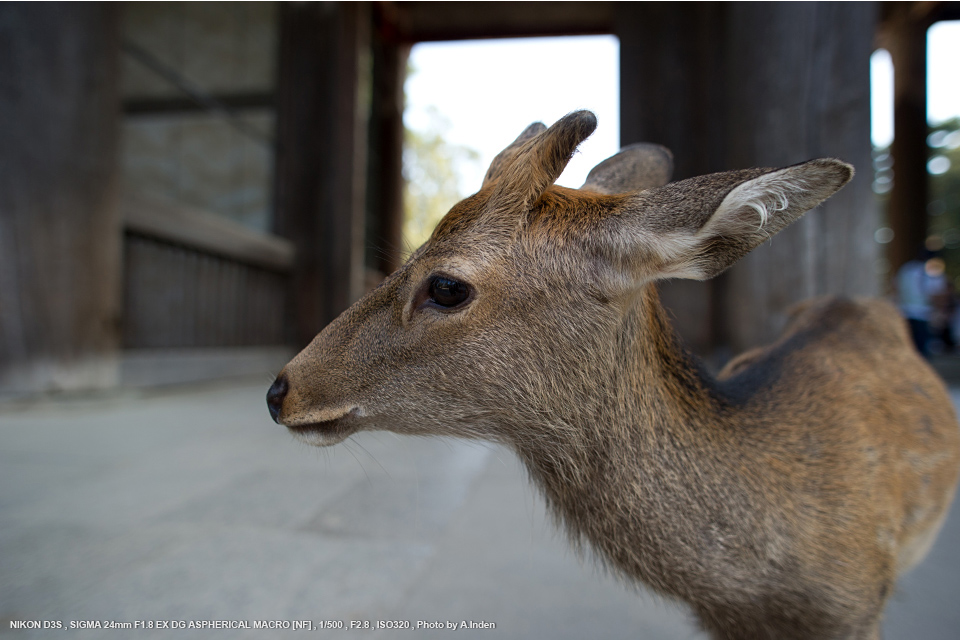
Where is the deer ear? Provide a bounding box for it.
[581,143,674,194]
[489,110,598,214]
[482,122,547,189]
[605,159,854,282]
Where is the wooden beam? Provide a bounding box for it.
[122,195,294,272]
[0,3,122,395]
[392,1,614,42]
[122,92,275,115]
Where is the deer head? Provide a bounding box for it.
[266,110,852,448]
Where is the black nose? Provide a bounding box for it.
[266,375,289,424]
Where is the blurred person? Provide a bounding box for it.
[896,249,948,357]
[931,277,957,353]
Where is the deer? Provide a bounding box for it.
[266,111,960,639]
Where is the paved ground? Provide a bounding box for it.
[1,377,958,639]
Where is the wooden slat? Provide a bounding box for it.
[121,233,288,349]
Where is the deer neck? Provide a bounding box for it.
[510,283,741,594]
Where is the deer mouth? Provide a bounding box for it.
[285,407,362,446]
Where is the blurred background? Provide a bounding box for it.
[2,2,960,638]
[2,1,960,396]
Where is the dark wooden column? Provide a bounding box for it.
[274,2,371,347]
[618,2,727,180]
[719,2,878,352]
[618,2,879,356]
[0,3,122,394]
[880,3,934,276]
[616,3,727,356]
[365,5,409,278]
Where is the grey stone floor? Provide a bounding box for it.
[0,378,958,639]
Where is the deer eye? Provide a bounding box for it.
[428,275,471,308]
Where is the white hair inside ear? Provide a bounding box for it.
[706,167,810,236]
[603,158,853,285]
[646,159,853,282]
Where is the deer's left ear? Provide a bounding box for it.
[597,158,853,282]
[581,143,674,194]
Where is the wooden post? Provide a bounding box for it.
[719,2,879,352]
[0,3,122,395]
[618,2,879,356]
[618,3,727,181]
[880,3,933,276]
[365,7,409,278]
[273,2,371,347]
[616,3,727,356]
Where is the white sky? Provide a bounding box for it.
[405,36,619,193]
[870,48,894,148]
[407,23,960,188]
[927,21,960,125]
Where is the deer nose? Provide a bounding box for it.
[266,374,289,424]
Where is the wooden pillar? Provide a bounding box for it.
[719,2,879,352]
[274,2,371,347]
[0,3,122,395]
[880,3,933,276]
[618,2,727,180]
[618,2,879,356]
[616,3,727,356]
[365,7,409,278]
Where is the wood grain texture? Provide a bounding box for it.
[273,1,370,348]
[617,2,879,355]
[720,1,879,353]
[0,3,122,393]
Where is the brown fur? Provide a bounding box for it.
[269,112,960,640]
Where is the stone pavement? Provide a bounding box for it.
[1,378,958,639]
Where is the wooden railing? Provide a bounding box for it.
[120,195,294,350]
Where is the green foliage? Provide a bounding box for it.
[402,107,480,252]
